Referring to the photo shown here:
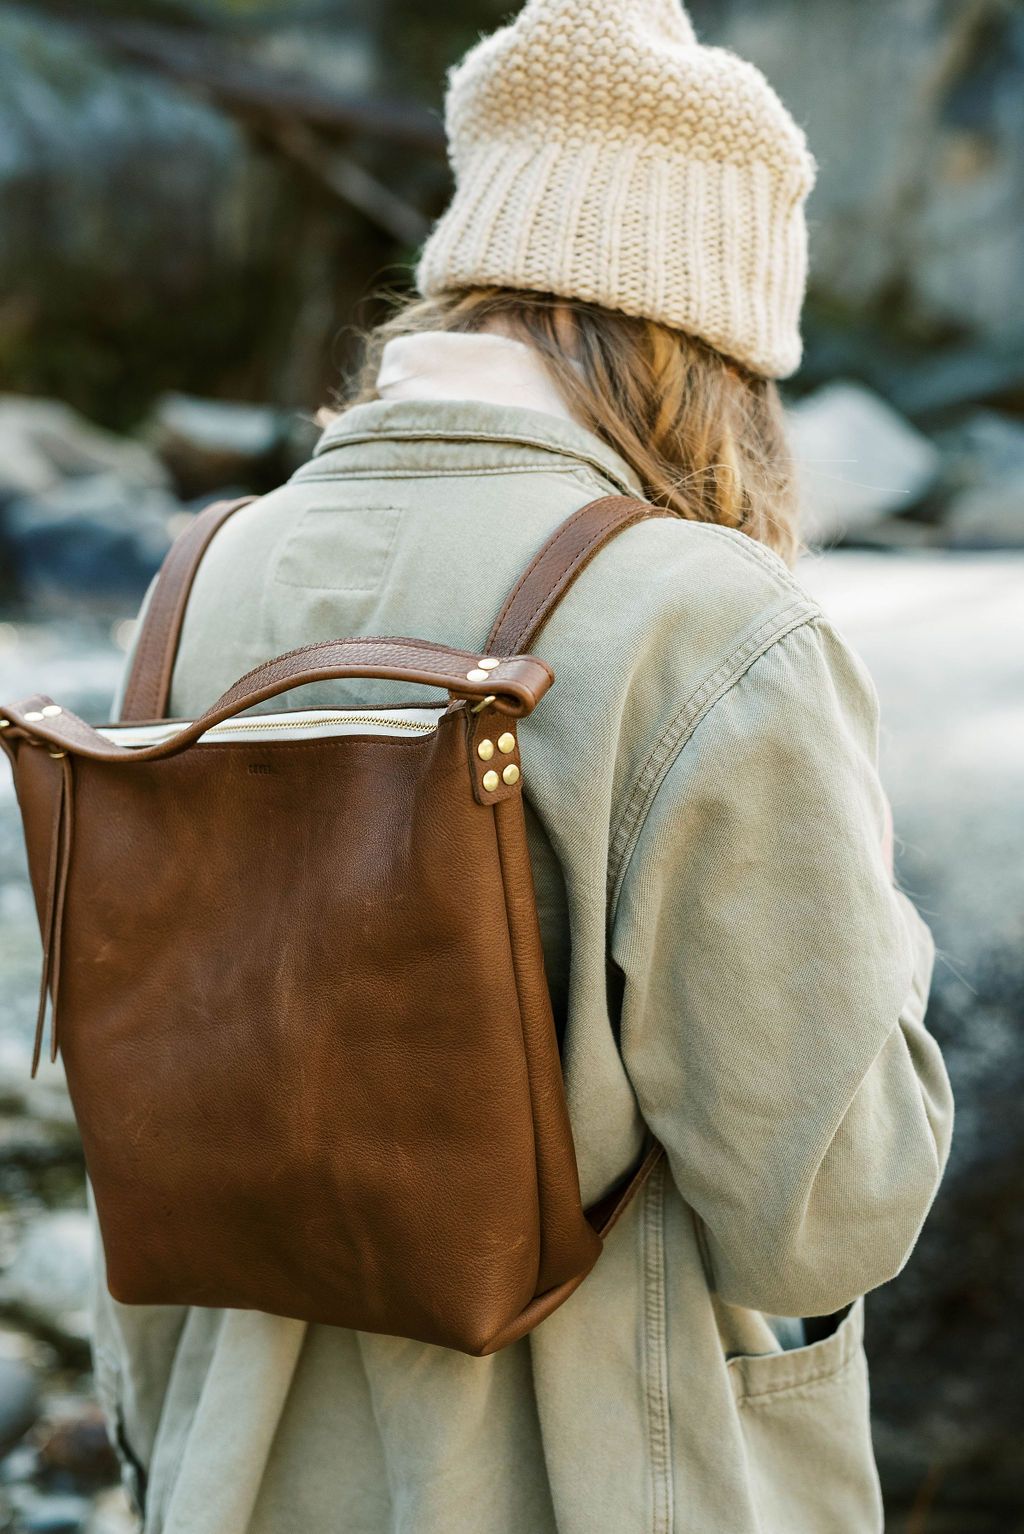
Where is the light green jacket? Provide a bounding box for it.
[94,400,952,1534]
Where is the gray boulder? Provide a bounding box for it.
[689,0,1024,367]
[787,382,940,545]
[801,550,1024,1521]
[937,411,1024,494]
[2,475,178,610]
[0,7,278,421]
[0,1211,94,1346]
[937,412,1024,549]
[16,1493,91,1534]
[147,393,288,498]
[0,10,251,305]
[0,396,179,610]
[36,1401,120,1489]
[0,398,168,504]
[86,1489,139,1534]
[945,480,1024,550]
[0,1336,39,1459]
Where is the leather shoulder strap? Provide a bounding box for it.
[486,495,672,656]
[120,496,256,722]
[121,492,664,721]
[487,494,671,1235]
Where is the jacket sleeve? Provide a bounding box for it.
[611,616,953,1318]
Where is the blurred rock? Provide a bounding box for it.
[788,382,940,544]
[1,477,178,611]
[148,393,287,498]
[0,9,261,418]
[285,413,322,472]
[689,0,1024,370]
[0,1040,76,1135]
[936,412,1024,549]
[0,1117,81,1171]
[85,1488,138,1534]
[825,516,945,552]
[800,551,1024,1516]
[17,1493,90,1533]
[0,7,374,420]
[0,400,167,505]
[938,410,1024,492]
[0,1441,39,1487]
[0,1341,39,1458]
[0,1213,93,1346]
[945,480,1024,549]
[37,1404,119,1489]
[0,621,127,726]
[885,344,1024,419]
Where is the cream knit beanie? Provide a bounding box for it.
[416,0,816,378]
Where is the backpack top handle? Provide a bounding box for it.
[0,638,554,765]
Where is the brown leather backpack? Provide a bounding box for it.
[1,492,663,1355]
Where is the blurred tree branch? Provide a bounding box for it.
[66,17,447,155]
[268,120,430,247]
[59,15,443,244]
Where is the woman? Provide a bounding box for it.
[93,2,952,1530]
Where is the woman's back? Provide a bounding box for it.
[166,383,821,1126]
[88,1,952,1527]
[93,370,949,1534]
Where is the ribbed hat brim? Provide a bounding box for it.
[417,140,809,379]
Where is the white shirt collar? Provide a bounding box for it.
[376,330,578,427]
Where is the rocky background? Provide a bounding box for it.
[0,1,1022,1531]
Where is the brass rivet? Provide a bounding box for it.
[502,763,521,786]
[482,769,499,792]
[466,668,488,683]
[477,738,495,761]
[0,720,9,729]
[24,711,44,723]
[478,657,501,671]
[497,732,516,754]
[49,751,66,760]
[41,704,63,717]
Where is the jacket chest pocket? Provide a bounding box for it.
[272,504,402,594]
[727,1300,883,1534]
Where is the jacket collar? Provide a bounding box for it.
[309,399,645,499]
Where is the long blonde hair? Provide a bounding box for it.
[333,288,799,564]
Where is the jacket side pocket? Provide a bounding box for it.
[727,1300,883,1534]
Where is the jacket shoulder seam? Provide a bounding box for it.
[293,464,598,484]
[608,602,820,920]
[691,522,810,603]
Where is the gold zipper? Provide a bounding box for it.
[100,711,443,750]
[206,713,438,737]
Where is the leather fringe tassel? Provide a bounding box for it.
[32,752,75,1077]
